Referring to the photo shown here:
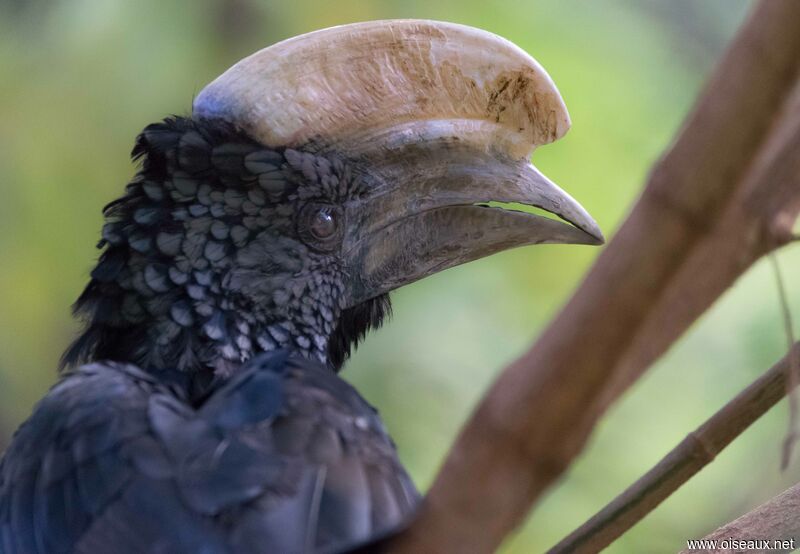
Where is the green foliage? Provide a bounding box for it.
[3,1,799,551]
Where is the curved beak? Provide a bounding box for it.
[341,142,603,306]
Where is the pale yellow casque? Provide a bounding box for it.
[193,20,570,160]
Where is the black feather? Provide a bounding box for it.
[1,353,419,553]
[327,294,391,371]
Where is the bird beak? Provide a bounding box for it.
[341,141,603,305]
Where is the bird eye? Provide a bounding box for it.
[310,206,337,240]
[299,202,343,251]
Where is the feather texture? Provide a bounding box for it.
[0,351,418,553]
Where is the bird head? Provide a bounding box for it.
[64,20,602,376]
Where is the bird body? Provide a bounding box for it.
[1,350,416,553]
[0,20,602,553]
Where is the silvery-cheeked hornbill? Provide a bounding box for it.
[0,20,602,553]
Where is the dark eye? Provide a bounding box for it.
[310,206,338,240]
[299,202,343,251]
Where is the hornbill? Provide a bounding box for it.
[0,20,602,554]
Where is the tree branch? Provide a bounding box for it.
[386,2,800,552]
[680,481,800,554]
[548,343,800,554]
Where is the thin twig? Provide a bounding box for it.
[548,343,800,554]
[771,254,800,469]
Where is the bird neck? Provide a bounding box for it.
[65,239,338,377]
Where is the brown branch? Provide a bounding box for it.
[548,343,800,554]
[679,481,800,553]
[385,2,800,552]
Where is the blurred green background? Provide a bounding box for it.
[2,0,799,552]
